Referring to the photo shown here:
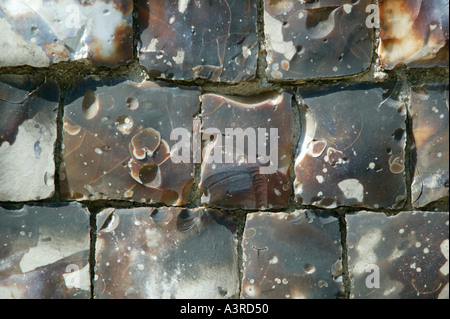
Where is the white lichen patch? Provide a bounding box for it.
[338,179,364,203]
[264,12,297,62]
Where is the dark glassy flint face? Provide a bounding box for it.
[241,211,343,299]
[295,82,407,209]
[95,207,239,299]
[347,211,449,299]
[410,84,449,207]
[61,78,198,205]
[0,0,133,67]
[0,75,60,202]
[378,0,449,69]
[137,0,258,82]
[264,0,373,80]
[0,204,90,299]
[200,92,294,210]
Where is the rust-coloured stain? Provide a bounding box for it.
[378,0,449,69]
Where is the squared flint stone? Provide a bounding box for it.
[378,0,449,69]
[0,0,133,67]
[200,92,295,210]
[264,0,373,80]
[295,83,407,209]
[410,84,449,208]
[0,203,91,299]
[61,77,198,205]
[241,211,343,299]
[347,211,449,299]
[0,75,59,202]
[94,207,239,299]
[137,0,258,82]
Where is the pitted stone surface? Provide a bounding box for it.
[410,84,449,207]
[200,92,294,210]
[138,0,258,82]
[0,75,59,202]
[0,203,90,299]
[264,0,373,80]
[347,211,449,299]
[61,78,198,205]
[241,211,343,299]
[295,83,407,209]
[0,0,133,67]
[378,0,449,69]
[94,207,239,299]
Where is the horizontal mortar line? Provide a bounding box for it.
[1,200,446,214]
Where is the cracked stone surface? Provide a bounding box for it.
[0,203,90,299]
[294,83,407,209]
[378,0,449,69]
[61,78,198,205]
[241,211,343,299]
[200,92,294,210]
[94,207,239,299]
[0,0,133,67]
[137,0,258,82]
[347,211,449,299]
[410,84,449,207]
[264,0,373,80]
[0,75,59,202]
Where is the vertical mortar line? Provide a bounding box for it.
[256,0,268,83]
[132,0,140,63]
[234,211,248,299]
[289,91,302,209]
[402,75,414,211]
[188,91,204,207]
[52,83,66,203]
[89,207,98,299]
[338,211,351,299]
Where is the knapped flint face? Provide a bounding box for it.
[0,0,133,67]
[295,82,407,209]
[0,75,60,202]
[200,92,294,210]
[347,211,449,299]
[410,84,449,207]
[95,207,239,299]
[0,203,90,299]
[138,0,258,82]
[61,77,198,205]
[264,0,373,80]
[241,211,343,299]
[378,0,449,69]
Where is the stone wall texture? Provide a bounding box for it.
[0,0,449,299]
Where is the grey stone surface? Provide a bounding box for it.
[200,92,294,210]
[0,203,91,299]
[264,0,373,80]
[295,83,407,209]
[61,78,198,205]
[0,75,59,202]
[94,207,239,299]
[410,84,449,207]
[138,0,258,82]
[241,211,343,299]
[347,211,449,299]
